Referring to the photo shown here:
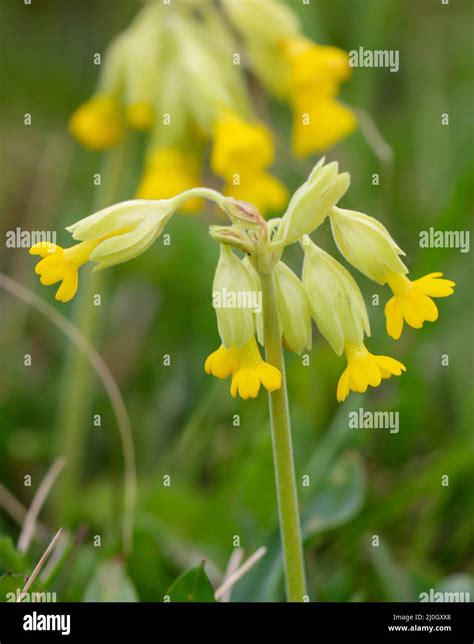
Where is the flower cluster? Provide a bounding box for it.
[68,0,356,215]
[204,158,454,401]
[29,158,455,402]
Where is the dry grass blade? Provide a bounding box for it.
[17,528,63,602]
[17,457,66,554]
[214,546,267,600]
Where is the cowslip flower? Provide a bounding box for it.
[337,342,406,403]
[204,244,282,399]
[384,272,455,340]
[210,111,288,213]
[205,338,281,400]
[330,207,456,339]
[281,36,357,156]
[302,238,405,401]
[69,95,124,151]
[29,198,184,301]
[29,240,99,303]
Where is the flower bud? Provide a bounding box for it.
[330,206,407,284]
[275,261,312,354]
[67,198,179,271]
[302,238,370,356]
[209,225,253,255]
[275,158,350,247]
[213,245,256,348]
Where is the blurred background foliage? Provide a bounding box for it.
[0,0,473,602]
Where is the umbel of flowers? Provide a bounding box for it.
[29,159,454,402]
[68,0,357,216]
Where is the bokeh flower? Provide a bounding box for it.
[69,1,356,215]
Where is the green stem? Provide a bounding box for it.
[259,271,307,602]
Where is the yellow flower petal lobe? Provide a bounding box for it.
[385,271,455,339]
[337,342,405,402]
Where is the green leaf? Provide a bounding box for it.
[0,537,29,575]
[165,562,215,602]
[84,560,139,602]
[303,451,366,538]
[0,572,27,602]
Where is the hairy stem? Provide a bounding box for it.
[259,271,307,602]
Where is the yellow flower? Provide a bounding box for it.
[204,345,241,379]
[29,240,102,303]
[136,148,202,213]
[204,338,282,400]
[69,95,123,150]
[211,111,275,177]
[292,97,357,157]
[384,271,455,340]
[223,171,288,214]
[282,37,352,94]
[126,101,155,130]
[230,338,282,400]
[337,341,406,402]
[281,36,357,156]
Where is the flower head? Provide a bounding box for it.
[69,95,124,150]
[384,271,455,339]
[337,342,406,402]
